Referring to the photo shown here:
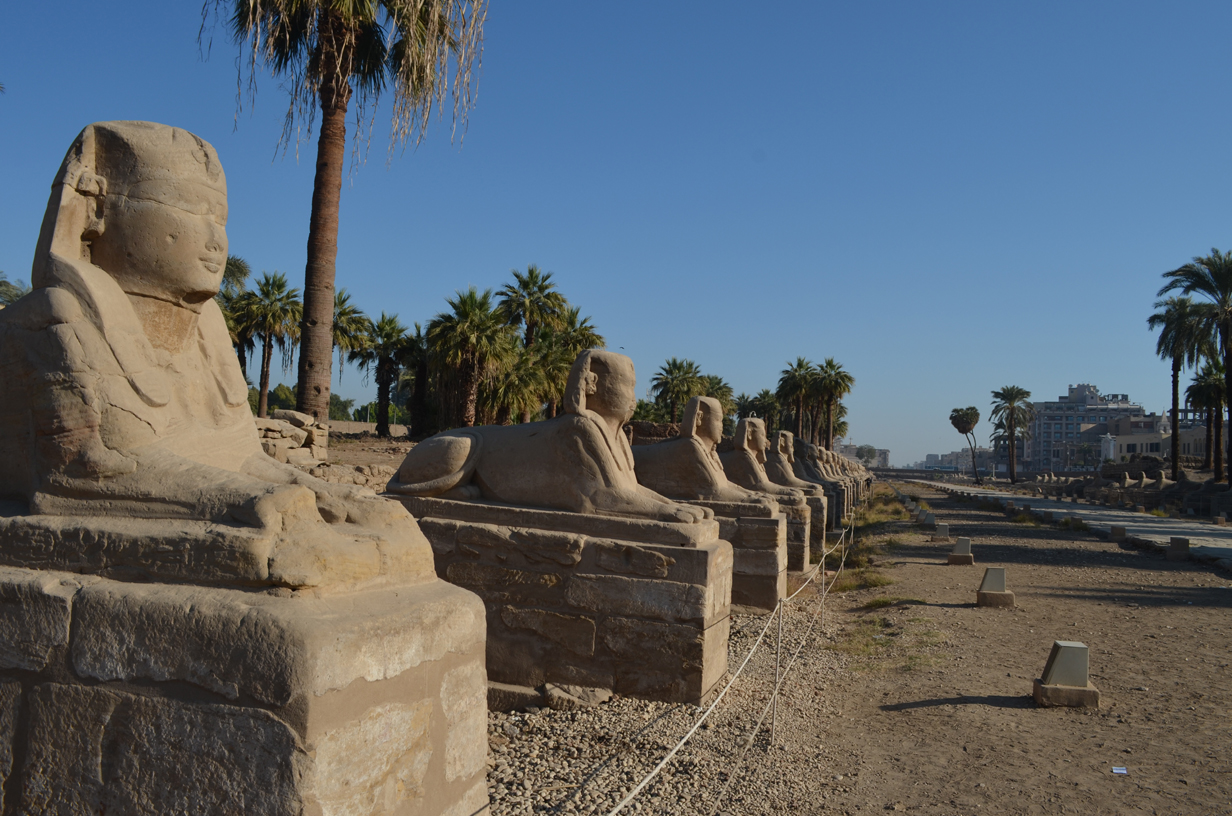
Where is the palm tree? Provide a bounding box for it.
[1187,361,1226,478]
[1159,249,1232,481]
[206,0,487,423]
[776,358,815,438]
[949,406,983,484]
[483,346,547,425]
[0,271,31,306]
[990,386,1035,483]
[427,287,514,427]
[1148,295,1212,479]
[233,272,301,418]
[535,306,605,419]
[332,288,372,384]
[350,312,408,437]
[401,324,432,436]
[735,393,755,420]
[815,358,855,451]
[752,389,781,432]
[651,358,704,423]
[497,265,567,348]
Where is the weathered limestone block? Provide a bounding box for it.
[0,682,18,812]
[0,566,489,816]
[399,496,731,705]
[704,506,787,611]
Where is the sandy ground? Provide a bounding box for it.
[814,483,1232,815]
[327,434,414,468]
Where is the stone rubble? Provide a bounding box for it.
[255,409,329,466]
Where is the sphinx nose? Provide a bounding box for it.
[205,221,227,255]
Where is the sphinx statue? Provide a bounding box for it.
[632,396,772,505]
[390,349,711,524]
[0,121,428,590]
[0,121,488,816]
[720,418,806,501]
[763,430,833,529]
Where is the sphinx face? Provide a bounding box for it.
[699,404,724,445]
[588,354,638,423]
[91,179,228,307]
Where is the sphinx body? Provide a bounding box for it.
[633,396,772,506]
[390,350,711,524]
[763,430,832,528]
[719,418,805,501]
[0,121,429,590]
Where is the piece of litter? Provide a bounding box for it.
[1112,767,1129,775]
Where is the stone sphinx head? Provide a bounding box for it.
[681,396,725,446]
[566,349,638,425]
[773,431,795,462]
[733,418,769,464]
[36,121,228,310]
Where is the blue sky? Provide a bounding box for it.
[2,2,1229,465]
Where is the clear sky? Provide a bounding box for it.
[2,2,1229,465]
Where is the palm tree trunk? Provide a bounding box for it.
[1171,356,1181,481]
[794,397,804,438]
[410,359,429,437]
[376,362,392,438]
[1204,408,1214,470]
[1008,417,1017,483]
[462,361,480,427]
[258,336,274,419]
[1217,397,1226,483]
[295,15,352,423]
[1224,330,1232,482]
[967,432,982,484]
[826,399,836,451]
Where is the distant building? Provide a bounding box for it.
[1028,384,1167,469]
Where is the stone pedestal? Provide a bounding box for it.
[1168,537,1191,561]
[1033,679,1100,708]
[947,537,974,566]
[0,566,488,815]
[688,499,787,612]
[1033,640,1099,708]
[393,496,732,705]
[931,523,950,542]
[976,567,1014,608]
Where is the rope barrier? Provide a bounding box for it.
[602,510,859,816]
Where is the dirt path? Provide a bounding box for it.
[817,483,1232,815]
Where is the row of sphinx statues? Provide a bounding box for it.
[388,349,870,530]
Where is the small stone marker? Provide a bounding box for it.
[1005,501,1016,512]
[1215,515,1227,527]
[976,567,1015,608]
[1168,537,1191,562]
[932,522,950,541]
[1110,525,1127,542]
[1135,505,1146,514]
[1034,640,1100,708]
[1022,503,1031,512]
[924,512,936,530]
[948,537,974,565]
[1041,511,1054,522]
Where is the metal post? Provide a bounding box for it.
[771,599,782,744]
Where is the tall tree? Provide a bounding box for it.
[533,305,604,420]
[949,406,983,484]
[0,271,31,306]
[1186,361,1226,478]
[206,0,487,423]
[350,312,408,437]
[497,265,567,348]
[752,389,781,432]
[1147,295,1211,480]
[990,386,1034,483]
[651,358,704,423]
[233,272,301,418]
[815,358,855,451]
[1158,249,1232,482]
[331,288,372,384]
[427,287,514,427]
[776,357,815,438]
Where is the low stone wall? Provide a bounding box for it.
[0,566,489,815]
[327,419,410,437]
[393,496,732,705]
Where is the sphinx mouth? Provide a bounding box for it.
[202,258,224,275]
